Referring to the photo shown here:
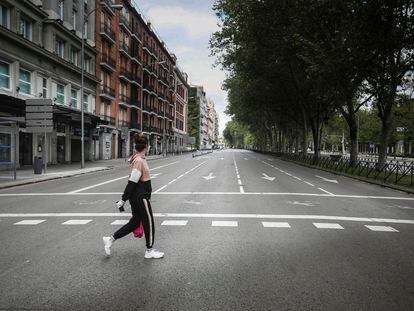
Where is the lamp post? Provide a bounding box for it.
[80,2,123,168]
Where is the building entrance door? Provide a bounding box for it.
[19,132,32,166]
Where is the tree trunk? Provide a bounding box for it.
[310,121,321,164]
[348,111,358,166]
[377,108,393,168]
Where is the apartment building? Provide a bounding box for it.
[95,0,178,159]
[173,66,188,153]
[0,0,98,166]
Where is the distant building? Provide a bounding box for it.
[173,67,189,153]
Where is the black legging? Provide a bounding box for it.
[113,194,155,249]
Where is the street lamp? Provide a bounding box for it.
[80,3,123,168]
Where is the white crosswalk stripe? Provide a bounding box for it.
[111,220,129,225]
[212,221,238,227]
[161,220,188,226]
[365,225,399,232]
[62,220,93,225]
[14,220,46,225]
[262,222,291,228]
[313,223,344,229]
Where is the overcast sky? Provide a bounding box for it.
[133,0,229,135]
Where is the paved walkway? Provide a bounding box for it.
[0,154,166,189]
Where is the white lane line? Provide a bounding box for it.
[365,225,399,232]
[161,220,188,226]
[1,192,414,201]
[293,176,302,181]
[68,161,180,194]
[233,157,245,193]
[285,173,292,176]
[153,161,207,193]
[238,180,242,185]
[111,220,129,225]
[68,175,128,194]
[212,221,238,227]
[313,223,344,229]
[303,181,315,187]
[318,188,334,195]
[14,220,45,225]
[2,213,413,224]
[62,219,92,225]
[262,222,291,228]
[240,186,245,193]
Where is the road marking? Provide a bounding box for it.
[184,200,201,205]
[233,157,244,193]
[318,188,334,195]
[212,221,238,227]
[315,175,339,184]
[303,181,315,187]
[238,180,242,185]
[313,223,344,229]
[161,220,188,226]
[153,161,207,193]
[365,225,399,232]
[262,222,291,228]
[62,219,92,225]
[2,213,413,224]
[293,176,302,181]
[111,220,129,225]
[261,173,276,181]
[67,161,179,193]
[287,201,315,206]
[150,173,162,179]
[202,172,216,180]
[14,220,45,225]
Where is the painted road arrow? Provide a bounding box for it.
[203,172,216,180]
[261,173,276,181]
[315,175,338,183]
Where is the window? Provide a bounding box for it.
[0,133,11,162]
[58,0,64,20]
[71,9,77,30]
[70,47,78,65]
[19,17,32,40]
[56,83,65,104]
[19,69,31,95]
[42,77,47,98]
[83,94,88,111]
[83,20,88,37]
[84,57,91,73]
[0,5,9,28]
[55,38,65,57]
[0,61,10,89]
[70,89,78,108]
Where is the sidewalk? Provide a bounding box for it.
[0,154,165,190]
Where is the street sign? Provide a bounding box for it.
[26,119,53,127]
[26,105,53,113]
[26,113,53,120]
[25,99,53,106]
[25,127,54,133]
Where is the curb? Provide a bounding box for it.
[0,167,113,190]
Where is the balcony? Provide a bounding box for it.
[131,120,141,129]
[143,42,156,57]
[142,104,151,112]
[99,114,116,126]
[131,51,142,65]
[101,0,117,16]
[119,120,130,128]
[131,31,142,43]
[100,85,116,99]
[100,53,116,72]
[120,14,131,33]
[119,42,131,57]
[131,98,141,108]
[119,94,131,106]
[158,76,169,87]
[119,68,133,82]
[143,84,155,94]
[100,23,115,43]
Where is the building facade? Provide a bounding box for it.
[173,67,188,153]
[0,0,99,166]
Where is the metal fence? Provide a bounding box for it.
[268,152,414,187]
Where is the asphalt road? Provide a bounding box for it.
[0,149,413,311]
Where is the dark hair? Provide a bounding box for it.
[134,133,148,152]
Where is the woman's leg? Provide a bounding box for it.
[140,198,155,249]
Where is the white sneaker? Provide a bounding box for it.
[144,249,164,259]
[103,236,114,256]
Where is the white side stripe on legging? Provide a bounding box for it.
[142,198,153,247]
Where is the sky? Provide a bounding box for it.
[133,0,229,135]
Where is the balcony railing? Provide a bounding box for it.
[131,98,141,108]
[143,84,155,93]
[100,85,115,98]
[120,14,131,31]
[119,42,131,57]
[131,31,142,43]
[100,23,115,43]
[119,120,130,128]
[119,94,131,105]
[99,114,116,126]
[101,0,116,15]
[120,68,133,81]
[131,120,141,129]
[100,53,116,71]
